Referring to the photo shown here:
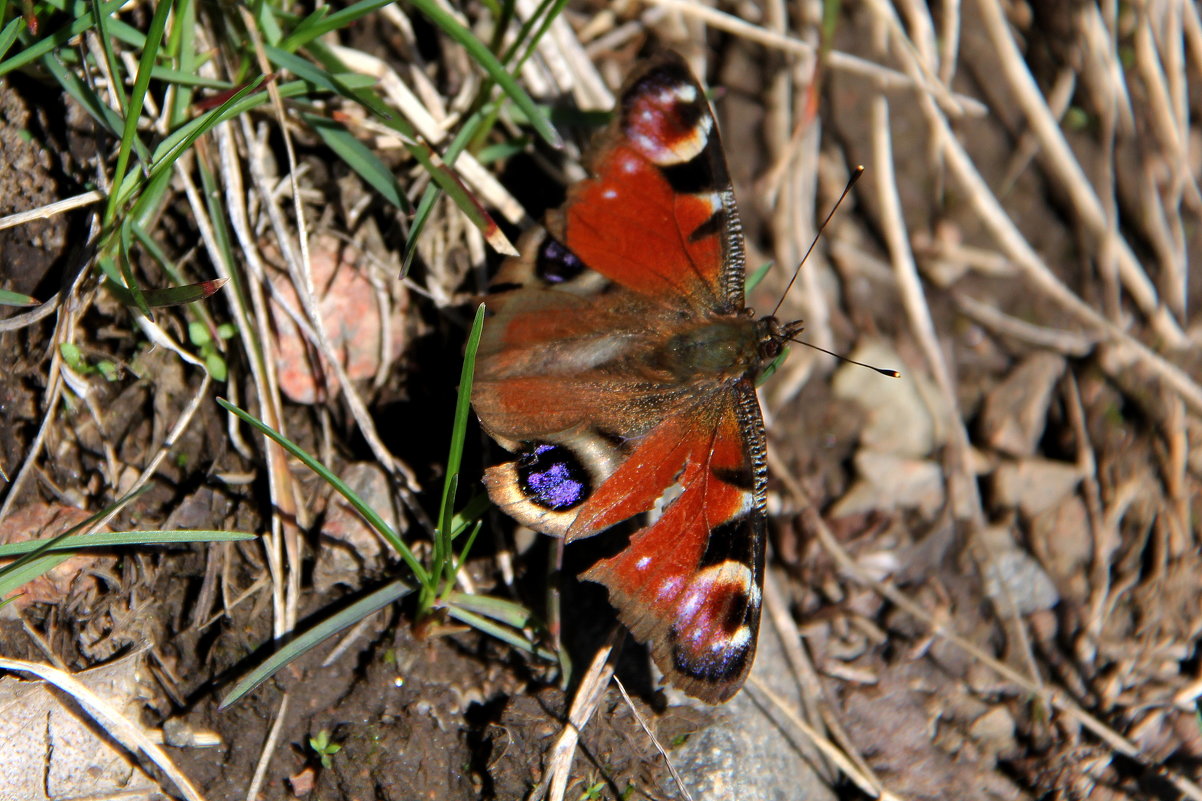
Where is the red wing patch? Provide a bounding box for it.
[579,383,766,703]
[558,57,743,310]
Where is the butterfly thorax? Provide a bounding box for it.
[631,312,799,385]
[642,314,760,382]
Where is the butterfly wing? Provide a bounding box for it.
[472,53,767,702]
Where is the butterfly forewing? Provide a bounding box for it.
[472,52,770,703]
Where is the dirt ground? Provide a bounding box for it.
[1,2,1200,800]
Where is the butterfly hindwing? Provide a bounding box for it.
[579,380,767,702]
[473,52,772,703]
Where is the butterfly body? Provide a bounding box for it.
[473,53,799,702]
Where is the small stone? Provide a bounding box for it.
[969,707,1017,754]
[313,462,397,592]
[992,458,1082,517]
[832,340,944,457]
[982,544,1060,615]
[0,503,112,610]
[270,234,408,405]
[978,353,1065,457]
[1029,496,1091,603]
[975,524,1059,615]
[831,452,944,517]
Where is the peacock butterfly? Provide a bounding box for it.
[471,52,802,703]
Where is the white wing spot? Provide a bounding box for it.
[657,576,683,601]
[656,85,696,106]
[636,555,651,570]
[694,191,723,216]
[715,625,752,653]
[602,188,618,200]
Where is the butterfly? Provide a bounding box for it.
[471,52,802,703]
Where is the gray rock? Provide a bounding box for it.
[992,458,1082,517]
[979,353,1065,457]
[665,596,835,801]
[832,340,944,458]
[831,452,944,517]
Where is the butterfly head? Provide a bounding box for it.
[755,315,805,364]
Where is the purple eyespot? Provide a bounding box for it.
[517,442,589,511]
[537,238,585,283]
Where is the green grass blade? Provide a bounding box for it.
[0,486,150,597]
[248,0,283,46]
[444,591,532,629]
[218,579,412,708]
[40,51,127,143]
[147,65,226,87]
[0,289,40,307]
[105,278,228,308]
[505,0,568,70]
[746,261,773,293]
[0,553,78,598]
[401,107,485,272]
[166,0,199,124]
[113,76,266,216]
[268,46,395,124]
[305,114,408,211]
[0,0,126,75]
[448,518,481,574]
[104,0,174,225]
[444,605,557,662]
[116,219,151,316]
[408,0,560,148]
[0,16,26,63]
[449,493,490,540]
[0,529,256,558]
[278,0,392,52]
[216,398,429,586]
[435,304,485,588]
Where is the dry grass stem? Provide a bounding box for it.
[613,676,694,801]
[0,656,207,801]
[529,640,617,801]
[747,675,903,801]
[952,292,1098,356]
[245,693,290,801]
[0,190,105,232]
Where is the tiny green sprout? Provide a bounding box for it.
[188,321,211,347]
[96,361,119,382]
[579,781,605,800]
[309,729,341,768]
[1064,106,1090,132]
[60,343,121,381]
[59,342,87,372]
[670,732,690,748]
[175,451,189,469]
[620,784,635,800]
[189,321,229,382]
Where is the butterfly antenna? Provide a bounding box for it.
[787,335,901,378]
[771,165,865,319]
